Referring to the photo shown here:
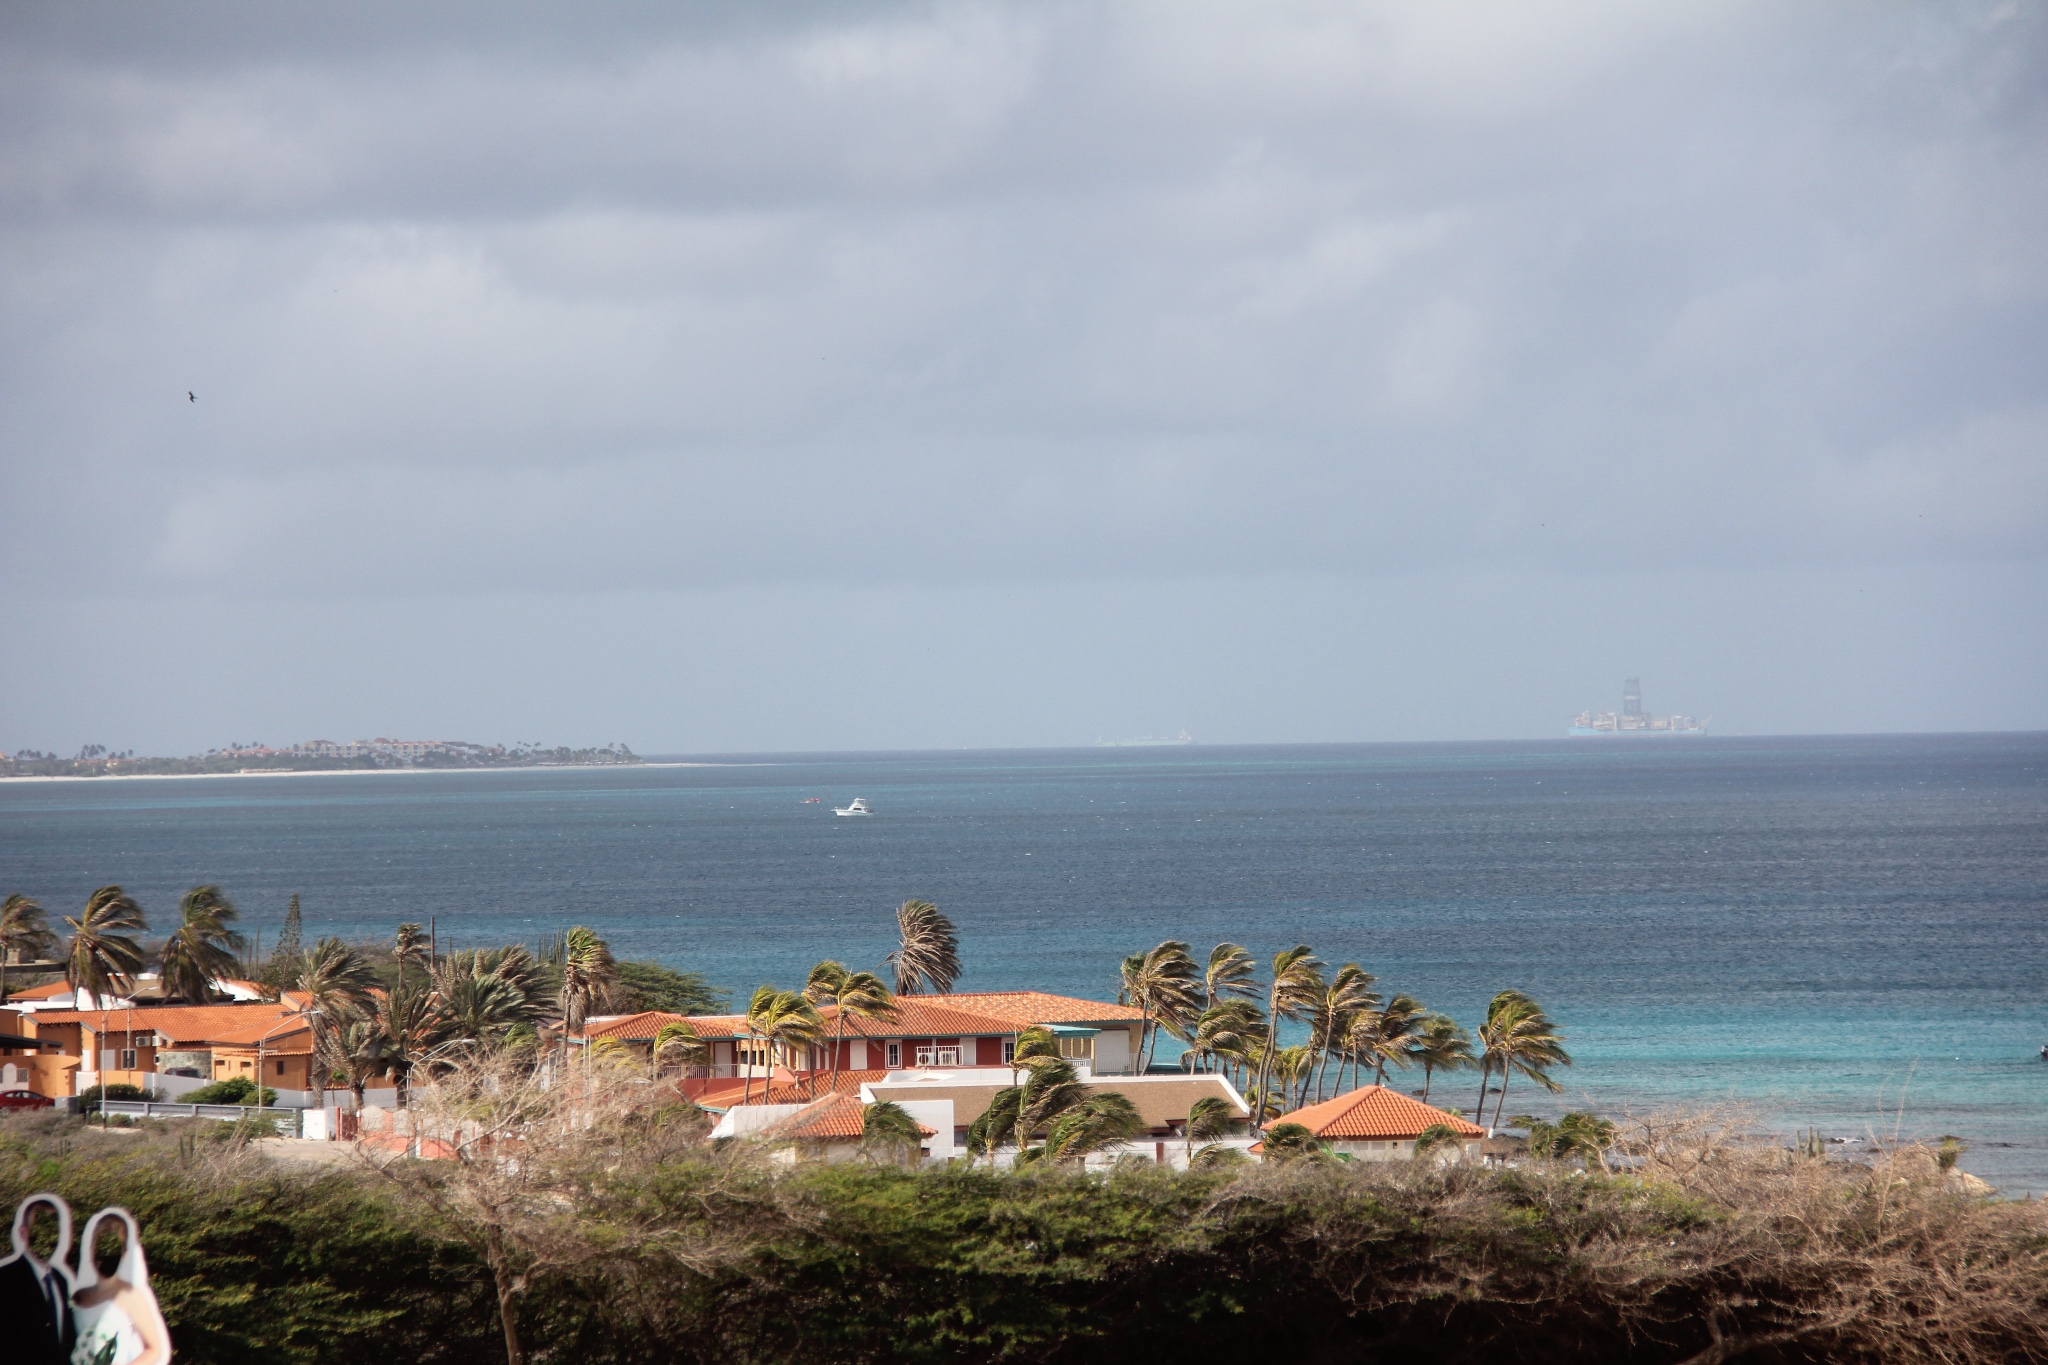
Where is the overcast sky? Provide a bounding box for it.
[2,1,2043,753]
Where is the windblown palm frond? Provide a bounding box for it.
[1184,1094,1237,1161]
[883,899,960,996]
[1306,962,1380,1100]
[1250,945,1322,1131]
[1029,1092,1144,1165]
[1203,942,1258,1008]
[1475,989,1571,1128]
[0,894,56,1003]
[1119,940,1202,1070]
[64,886,148,1008]
[377,978,438,1107]
[292,936,382,1106]
[653,1020,707,1071]
[159,884,245,1004]
[860,1100,925,1165]
[555,925,619,1038]
[1406,1012,1476,1103]
[392,922,430,974]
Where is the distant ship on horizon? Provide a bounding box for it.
[1096,729,1195,748]
[1570,679,1707,736]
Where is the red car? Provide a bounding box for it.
[0,1090,54,1110]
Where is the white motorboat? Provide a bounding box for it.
[834,797,872,817]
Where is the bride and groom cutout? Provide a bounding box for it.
[0,1194,170,1365]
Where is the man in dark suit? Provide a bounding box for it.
[0,1235,75,1365]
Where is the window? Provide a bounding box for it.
[1056,1035,1094,1061]
[117,1049,136,1070]
[886,1042,901,1068]
[1002,1038,1016,1063]
[275,1059,286,1076]
[914,1046,960,1067]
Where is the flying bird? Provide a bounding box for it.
[188,392,195,402]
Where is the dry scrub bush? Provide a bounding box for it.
[366,1047,807,1365]
[1204,1108,2048,1364]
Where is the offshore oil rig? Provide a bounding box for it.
[1569,678,1707,736]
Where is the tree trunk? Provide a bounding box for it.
[1420,1063,1432,1104]
[1491,1067,1511,1129]
[1475,1061,1491,1124]
[1251,999,1279,1130]
[483,1223,525,1365]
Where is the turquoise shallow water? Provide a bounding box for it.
[2,734,2044,1189]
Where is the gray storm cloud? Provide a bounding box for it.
[5,0,2041,597]
[0,1,2043,750]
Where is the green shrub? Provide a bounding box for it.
[77,1082,147,1115]
[181,1077,279,1106]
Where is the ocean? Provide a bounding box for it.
[3,734,2044,1190]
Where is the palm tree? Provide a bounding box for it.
[1249,945,1322,1130]
[322,1017,388,1114]
[1184,1000,1265,1082]
[432,948,548,1050]
[962,1025,1093,1163]
[1348,993,1426,1089]
[554,926,619,1066]
[884,899,960,995]
[813,967,893,1094]
[159,885,245,1004]
[64,886,148,1009]
[804,960,848,1090]
[293,937,381,1109]
[0,894,55,1003]
[377,978,438,1108]
[1304,964,1379,1100]
[652,1020,707,1074]
[1202,943,1258,1009]
[742,987,823,1104]
[860,1100,925,1166]
[393,922,430,977]
[1475,990,1570,1129]
[1118,941,1202,1072]
[1027,1092,1144,1166]
[1406,1013,1475,1104]
[1259,1122,1326,1163]
[1521,1111,1616,1165]
[1270,1043,1315,1113]
[1184,1094,1236,1165]
[1412,1122,1464,1163]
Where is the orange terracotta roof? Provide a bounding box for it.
[929,991,1145,1025]
[1272,1085,1485,1140]
[586,1011,749,1041]
[687,1069,888,1109]
[208,1014,316,1050]
[760,1093,935,1142]
[27,1002,302,1045]
[816,997,1022,1039]
[595,993,1140,1046]
[3,981,74,1001]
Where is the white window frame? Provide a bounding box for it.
[1002,1038,1016,1063]
[117,1049,137,1070]
[886,1042,901,1068]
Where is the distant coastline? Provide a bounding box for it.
[0,738,646,780]
[0,759,740,784]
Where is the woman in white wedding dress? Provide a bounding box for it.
[70,1209,169,1365]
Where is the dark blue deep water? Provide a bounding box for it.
[3,734,2045,1188]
